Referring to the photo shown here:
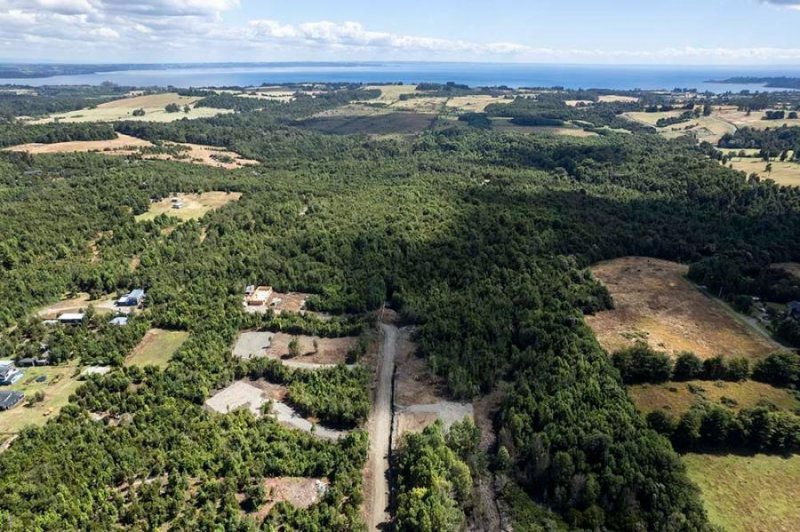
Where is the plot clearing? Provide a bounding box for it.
[683,453,800,532]
[126,329,188,368]
[243,477,329,520]
[389,96,448,114]
[622,111,736,144]
[363,84,419,104]
[0,362,82,435]
[725,157,800,187]
[774,262,800,279]
[629,380,800,417]
[249,332,355,368]
[598,95,639,103]
[136,192,242,222]
[4,134,258,170]
[29,92,230,123]
[392,326,473,444]
[243,290,313,315]
[586,257,777,360]
[445,95,512,113]
[36,292,120,319]
[715,105,800,130]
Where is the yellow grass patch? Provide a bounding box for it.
[0,362,82,435]
[564,99,593,107]
[683,453,800,532]
[586,257,778,360]
[629,380,800,417]
[391,96,448,114]
[135,191,242,222]
[4,134,150,155]
[126,329,188,368]
[30,93,231,124]
[598,95,639,103]
[622,110,684,127]
[725,157,800,187]
[715,105,800,130]
[364,84,419,104]
[445,95,513,113]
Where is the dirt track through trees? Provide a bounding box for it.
[365,322,397,530]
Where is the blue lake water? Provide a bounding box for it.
[3,62,800,92]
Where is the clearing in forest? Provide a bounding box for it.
[714,105,800,130]
[598,95,639,103]
[262,333,355,367]
[629,379,800,417]
[490,118,598,137]
[586,257,777,360]
[29,92,230,123]
[724,157,800,187]
[36,293,120,319]
[363,84,419,104]
[445,95,512,113]
[773,262,800,279]
[683,453,800,532]
[136,192,242,222]
[0,362,82,435]
[4,134,258,170]
[125,329,188,368]
[241,477,329,521]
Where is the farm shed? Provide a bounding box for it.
[0,391,24,411]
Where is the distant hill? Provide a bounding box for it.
[709,76,800,90]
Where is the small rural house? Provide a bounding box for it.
[58,312,85,325]
[118,289,145,307]
[0,363,23,385]
[246,286,273,306]
[0,391,24,411]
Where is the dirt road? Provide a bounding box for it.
[365,322,397,530]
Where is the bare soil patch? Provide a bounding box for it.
[204,381,267,417]
[243,290,313,315]
[3,134,150,155]
[586,257,776,360]
[265,333,355,365]
[36,293,119,319]
[250,477,329,520]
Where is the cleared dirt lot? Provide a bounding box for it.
[265,333,355,366]
[36,293,120,319]
[683,453,800,532]
[205,380,268,416]
[242,290,313,315]
[586,257,777,360]
[29,93,230,123]
[247,477,329,520]
[629,379,800,417]
[136,192,242,222]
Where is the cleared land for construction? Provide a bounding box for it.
[125,329,188,368]
[629,380,800,416]
[136,192,242,222]
[29,93,230,123]
[4,134,257,170]
[36,293,120,319]
[586,257,777,360]
[244,477,329,520]
[264,333,355,366]
[683,453,800,532]
[0,362,81,435]
[205,381,267,416]
[243,290,312,315]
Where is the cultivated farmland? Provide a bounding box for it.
[586,257,778,359]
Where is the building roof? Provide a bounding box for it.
[0,364,20,381]
[128,289,145,299]
[58,312,85,321]
[109,317,128,326]
[0,391,23,409]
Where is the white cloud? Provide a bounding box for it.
[0,3,799,64]
[761,0,800,9]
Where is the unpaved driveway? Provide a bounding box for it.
[365,323,397,530]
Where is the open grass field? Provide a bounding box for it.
[622,110,685,126]
[621,111,736,144]
[135,192,242,222]
[30,93,230,123]
[715,105,800,130]
[683,453,800,532]
[0,362,81,435]
[773,262,800,279]
[629,379,800,416]
[586,257,778,359]
[725,157,800,187]
[445,95,512,113]
[4,134,257,170]
[125,329,188,368]
[390,96,449,114]
[363,84,419,104]
[598,94,639,103]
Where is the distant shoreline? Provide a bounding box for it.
[708,76,800,90]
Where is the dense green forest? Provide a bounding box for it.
[1,85,800,530]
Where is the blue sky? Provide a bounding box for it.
[1,0,799,64]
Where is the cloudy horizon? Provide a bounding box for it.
[1,0,799,65]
